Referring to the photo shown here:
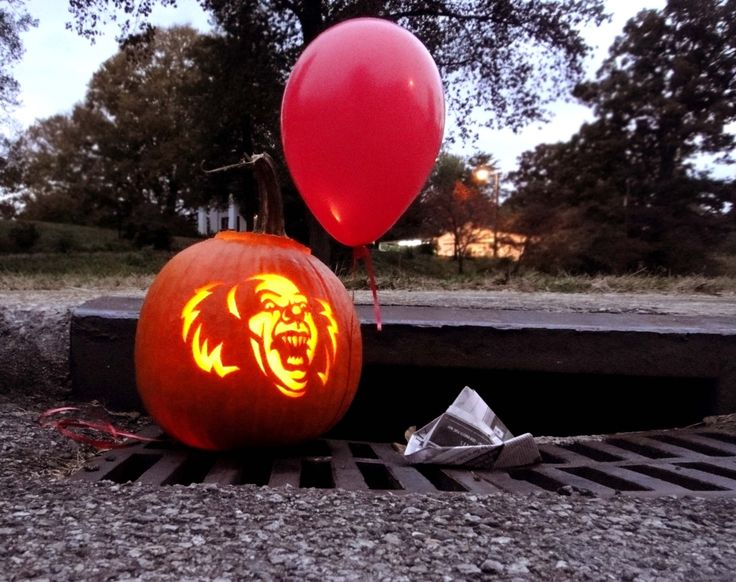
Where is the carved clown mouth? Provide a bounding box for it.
[274,331,311,370]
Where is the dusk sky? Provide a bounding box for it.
[10,0,729,179]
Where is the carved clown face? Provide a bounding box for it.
[247,274,320,397]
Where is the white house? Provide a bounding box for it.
[196,195,247,235]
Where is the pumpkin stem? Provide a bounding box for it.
[249,153,286,236]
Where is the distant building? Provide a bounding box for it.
[196,195,247,235]
[434,227,526,260]
[379,227,527,260]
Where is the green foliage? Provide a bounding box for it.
[508,0,736,275]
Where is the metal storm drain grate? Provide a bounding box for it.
[72,427,736,497]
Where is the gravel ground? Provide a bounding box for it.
[1,392,736,581]
[3,289,736,580]
[3,477,736,582]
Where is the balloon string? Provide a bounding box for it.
[38,407,159,450]
[353,245,382,331]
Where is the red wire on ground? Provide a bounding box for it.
[38,407,158,450]
[353,245,382,331]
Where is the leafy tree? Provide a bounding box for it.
[509,0,736,274]
[9,111,103,224]
[63,1,608,265]
[6,22,295,242]
[0,136,20,217]
[508,124,649,273]
[8,27,214,234]
[182,10,291,229]
[575,0,736,178]
[83,26,208,219]
[0,1,35,210]
[0,0,36,120]
[67,0,607,133]
[392,152,496,273]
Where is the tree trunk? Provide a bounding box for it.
[296,0,324,44]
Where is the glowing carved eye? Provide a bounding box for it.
[263,300,276,311]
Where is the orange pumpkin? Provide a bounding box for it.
[134,155,362,450]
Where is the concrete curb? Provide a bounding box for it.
[0,302,72,397]
[66,294,736,442]
[4,289,736,411]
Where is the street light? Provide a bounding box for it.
[473,165,501,258]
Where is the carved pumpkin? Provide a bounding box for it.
[134,155,362,450]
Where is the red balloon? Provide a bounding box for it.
[281,18,445,247]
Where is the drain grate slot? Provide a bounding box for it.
[103,453,161,483]
[625,465,727,491]
[414,466,467,492]
[561,466,650,492]
[561,442,624,462]
[300,459,335,489]
[73,428,736,497]
[279,440,332,458]
[162,454,215,486]
[604,438,674,459]
[509,468,566,492]
[144,439,177,450]
[348,442,379,459]
[699,432,736,446]
[647,435,732,457]
[237,457,273,486]
[355,462,402,490]
[675,462,736,482]
[539,449,568,464]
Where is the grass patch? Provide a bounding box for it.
[341,251,736,294]
[0,251,170,290]
[0,219,199,254]
[1,221,735,294]
[0,220,132,253]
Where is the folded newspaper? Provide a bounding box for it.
[404,387,541,469]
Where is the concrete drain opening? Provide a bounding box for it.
[73,427,736,497]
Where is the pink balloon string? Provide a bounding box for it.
[38,407,159,450]
[353,245,382,331]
